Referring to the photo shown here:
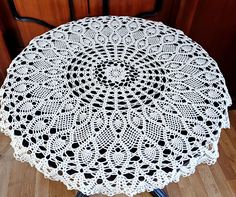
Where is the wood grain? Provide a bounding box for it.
[0,30,11,84]
[14,0,71,46]
[0,110,236,197]
[108,0,155,16]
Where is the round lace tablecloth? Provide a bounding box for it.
[0,16,232,196]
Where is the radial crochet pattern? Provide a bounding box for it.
[0,16,232,196]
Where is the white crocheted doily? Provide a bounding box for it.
[0,16,232,196]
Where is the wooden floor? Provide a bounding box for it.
[0,111,236,197]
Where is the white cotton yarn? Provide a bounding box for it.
[0,16,231,196]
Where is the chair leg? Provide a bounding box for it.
[75,191,88,197]
[150,189,169,197]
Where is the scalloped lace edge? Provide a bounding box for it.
[0,89,232,196]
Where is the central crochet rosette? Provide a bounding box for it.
[95,60,138,88]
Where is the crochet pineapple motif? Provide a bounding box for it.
[0,16,231,196]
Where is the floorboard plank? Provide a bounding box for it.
[188,170,208,197]
[35,172,49,197]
